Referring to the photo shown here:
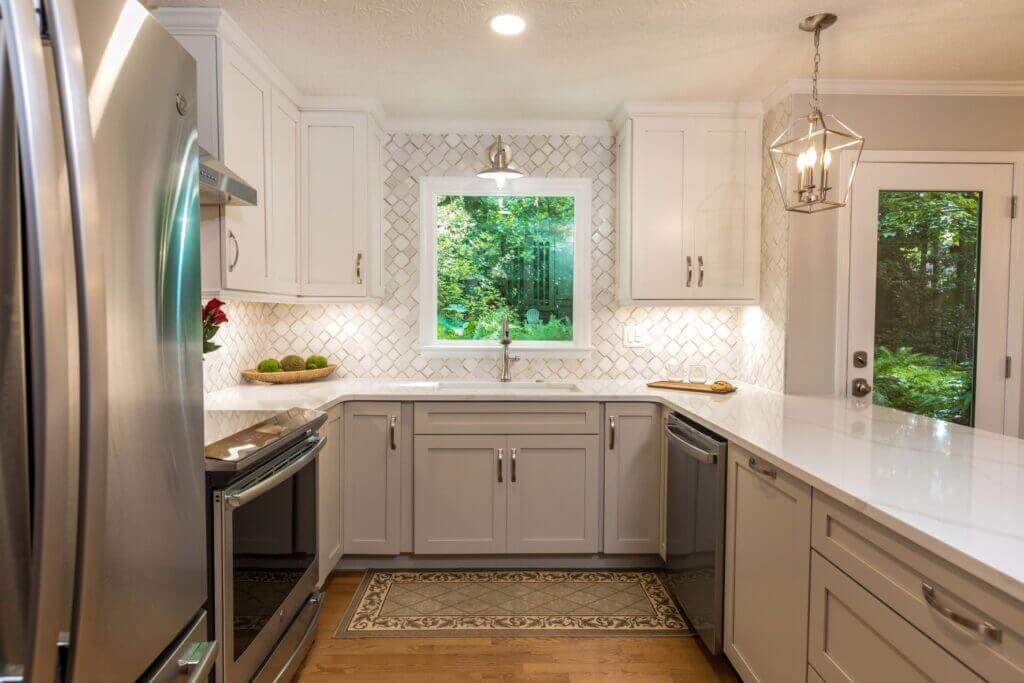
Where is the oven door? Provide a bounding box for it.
[214,434,323,683]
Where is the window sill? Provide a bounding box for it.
[416,344,594,360]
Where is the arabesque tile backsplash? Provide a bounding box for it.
[203,130,786,395]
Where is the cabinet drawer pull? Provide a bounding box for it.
[609,416,616,449]
[686,256,693,287]
[497,448,503,483]
[748,457,777,479]
[922,582,1002,643]
[228,231,239,272]
[355,252,363,284]
[389,416,397,450]
[511,448,517,483]
[698,255,704,287]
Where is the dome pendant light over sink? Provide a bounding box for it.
[769,13,864,213]
[477,135,524,190]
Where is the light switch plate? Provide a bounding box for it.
[622,324,646,348]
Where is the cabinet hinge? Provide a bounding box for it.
[1012,196,1019,220]
[1006,356,1012,379]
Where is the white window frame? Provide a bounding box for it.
[418,176,593,358]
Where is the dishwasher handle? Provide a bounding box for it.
[666,426,719,465]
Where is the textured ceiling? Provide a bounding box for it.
[151,0,1024,119]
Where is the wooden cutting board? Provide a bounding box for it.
[646,380,737,394]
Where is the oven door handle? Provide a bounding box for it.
[225,437,324,509]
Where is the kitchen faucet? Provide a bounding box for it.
[499,314,521,382]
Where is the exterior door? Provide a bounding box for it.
[506,435,600,553]
[847,161,1017,432]
[413,435,507,554]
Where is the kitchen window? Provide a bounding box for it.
[418,177,592,356]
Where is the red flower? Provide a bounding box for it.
[209,308,228,325]
[203,297,225,316]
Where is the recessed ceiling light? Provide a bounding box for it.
[490,14,526,36]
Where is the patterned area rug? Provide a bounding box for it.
[334,570,693,637]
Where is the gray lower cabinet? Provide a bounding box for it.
[414,435,507,554]
[604,402,661,554]
[317,407,343,585]
[413,433,601,555]
[724,445,811,683]
[344,402,402,554]
[506,435,601,553]
[809,552,983,682]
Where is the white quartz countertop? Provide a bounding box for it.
[206,378,1024,603]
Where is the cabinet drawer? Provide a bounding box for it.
[810,552,982,682]
[413,402,600,435]
[812,491,1024,681]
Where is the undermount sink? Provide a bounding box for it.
[433,380,581,392]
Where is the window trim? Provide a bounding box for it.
[417,176,593,358]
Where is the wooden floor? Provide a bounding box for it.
[296,572,740,682]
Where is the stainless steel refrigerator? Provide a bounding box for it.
[1,1,213,680]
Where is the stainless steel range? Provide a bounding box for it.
[205,407,327,683]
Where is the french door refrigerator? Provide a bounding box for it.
[1,0,214,681]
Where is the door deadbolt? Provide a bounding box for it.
[851,378,872,397]
[852,350,867,368]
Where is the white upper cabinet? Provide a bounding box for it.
[300,111,384,299]
[220,40,270,293]
[155,8,383,302]
[617,108,762,305]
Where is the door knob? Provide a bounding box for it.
[851,378,872,397]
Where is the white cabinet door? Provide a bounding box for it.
[689,117,760,301]
[413,435,507,554]
[343,402,401,554]
[300,111,368,297]
[724,446,811,683]
[506,435,600,554]
[604,403,661,554]
[317,411,342,586]
[268,88,299,294]
[220,41,269,292]
[629,117,695,301]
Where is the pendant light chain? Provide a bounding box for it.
[810,26,822,114]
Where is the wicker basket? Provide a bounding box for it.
[241,364,337,384]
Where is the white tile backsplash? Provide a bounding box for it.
[203,130,785,394]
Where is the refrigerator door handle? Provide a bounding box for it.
[0,1,74,681]
[42,1,109,677]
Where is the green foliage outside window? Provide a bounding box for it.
[435,194,575,341]
[872,190,980,425]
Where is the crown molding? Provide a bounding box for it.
[384,117,614,136]
[612,100,764,132]
[152,7,302,104]
[764,78,1024,110]
[300,96,387,124]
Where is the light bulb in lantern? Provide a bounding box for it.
[823,149,832,169]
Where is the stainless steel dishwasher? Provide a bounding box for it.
[664,412,728,654]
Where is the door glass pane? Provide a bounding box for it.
[873,190,981,426]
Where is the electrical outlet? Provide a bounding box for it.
[622,324,646,348]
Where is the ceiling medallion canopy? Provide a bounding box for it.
[769,13,864,214]
[476,135,525,190]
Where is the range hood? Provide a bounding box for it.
[198,148,257,206]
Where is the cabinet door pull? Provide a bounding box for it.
[511,448,517,483]
[922,582,1002,643]
[389,416,397,450]
[609,416,616,449]
[748,456,776,479]
[686,256,693,287]
[497,448,504,483]
[698,255,704,287]
[355,252,364,284]
[228,231,240,272]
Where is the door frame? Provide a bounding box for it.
[834,151,1024,436]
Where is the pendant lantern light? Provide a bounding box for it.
[477,135,524,190]
[769,13,864,213]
